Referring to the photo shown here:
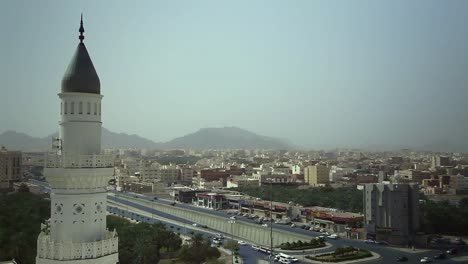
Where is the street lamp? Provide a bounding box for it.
[228,220,236,263]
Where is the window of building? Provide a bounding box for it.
[61,102,63,115]
[71,102,74,114]
[79,102,83,114]
[64,102,68,114]
[87,102,91,114]
[94,103,97,115]
[98,103,101,116]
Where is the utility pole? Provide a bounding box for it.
[267,178,274,263]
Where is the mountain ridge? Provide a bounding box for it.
[0,127,293,151]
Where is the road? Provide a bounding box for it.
[29,179,467,263]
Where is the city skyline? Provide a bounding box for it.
[1,0,468,150]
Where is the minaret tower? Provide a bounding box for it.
[36,15,119,264]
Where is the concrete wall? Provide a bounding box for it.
[124,196,312,247]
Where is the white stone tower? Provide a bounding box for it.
[36,15,119,264]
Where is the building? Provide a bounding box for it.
[0,147,22,189]
[36,17,118,263]
[158,165,180,184]
[431,155,450,169]
[304,165,329,186]
[397,169,430,183]
[364,183,419,246]
[449,174,468,194]
[226,175,259,188]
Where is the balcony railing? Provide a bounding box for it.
[45,153,114,168]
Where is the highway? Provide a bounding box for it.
[29,179,466,263]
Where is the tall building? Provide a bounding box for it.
[0,146,22,189]
[364,183,419,246]
[431,155,450,168]
[304,164,329,186]
[36,16,119,263]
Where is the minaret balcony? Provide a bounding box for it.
[37,229,118,261]
[45,153,114,168]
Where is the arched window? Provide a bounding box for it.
[64,102,68,114]
[87,102,91,115]
[70,102,75,114]
[79,102,83,114]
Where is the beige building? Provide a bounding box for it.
[0,147,22,189]
[304,165,329,186]
[364,183,420,246]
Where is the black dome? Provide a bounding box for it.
[61,43,100,94]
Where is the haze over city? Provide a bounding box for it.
[1,0,468,150]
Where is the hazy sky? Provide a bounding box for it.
[1,0,467,148]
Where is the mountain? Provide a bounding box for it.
[160,127,293,150]
[0,127,293,151]
[0,131,51,151]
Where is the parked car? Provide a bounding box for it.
[327,234,338,239]
[192,223,199,227]
[397,256,408,262]
[262,223,269,227]
[434,253,446,259]
[251,244,260,251]
[216,233,224,239]
[377,241,389,245]
[230,216,237,220]
[420,257,432,263]
[364,239,376,244]
[446,248,458,255]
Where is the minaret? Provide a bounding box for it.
[36,15,119,264]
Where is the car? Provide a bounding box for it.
[152,197,158,200]
[364,239,376,244]
[262,223,269,227]
[397,256,408,262]
[434,253,446,259]
[227,211,233,215]
[171,202,176,206]
[446,248,458,255]
[229,216,237,220]
[279,259,292,264]
[322,232,330,236]
[251,244,260,251]
[420,257,432,263]
[216,233,224,239]
[192,223,199,227]
[290,223,296,228]
[327,234,338,239]
[377,241,389,245]
[238,240,247,245]
[201,224,208,228]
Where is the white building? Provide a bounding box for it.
[36,17,118,263]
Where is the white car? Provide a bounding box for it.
[251,244,260,251]
[327,234,338,239]
[420,257,432,263]
[229,216,237,220]
[215,233,224,239]
[279,259,292,264]
[262,223,269,227]
[192,223,199,227]
[238,240,247,245]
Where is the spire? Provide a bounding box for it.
[79,13,85,43]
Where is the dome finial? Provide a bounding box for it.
[79,13,85,43]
